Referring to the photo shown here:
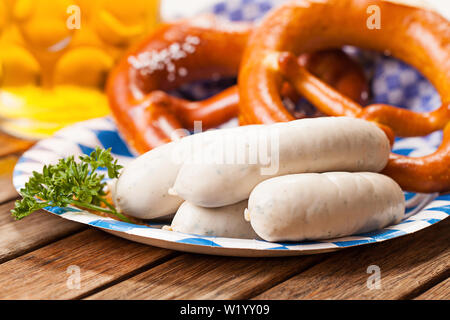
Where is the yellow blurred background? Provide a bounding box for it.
[0,0,160,139]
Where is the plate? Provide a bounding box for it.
[12,117,450,257]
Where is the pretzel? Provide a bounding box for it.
[107,15,368,154]
[238,0,450,193]
[107,15,249,154]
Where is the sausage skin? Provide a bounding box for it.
[246,172,405,242]
[168,200,258,239]
[172,117,391,207]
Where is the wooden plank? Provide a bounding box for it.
[0,200,84,263]
[87,251,327,300]
[0,156,19,204]
[254,218,450,300]
[0,132,33,158]
[415,277,450,300]
[0,229,176,299]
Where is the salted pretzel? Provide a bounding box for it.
[238,0,450,193]
[107,15,249,154]
[107,15,368,154]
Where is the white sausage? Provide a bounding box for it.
[167,201,258,239]
[246,172,405,242]
[112,142,183,219]
[172,117,391,208]
[113,125,262,219]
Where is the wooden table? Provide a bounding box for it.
[0,132,448,300]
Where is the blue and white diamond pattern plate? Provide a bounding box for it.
[12,0,450,257]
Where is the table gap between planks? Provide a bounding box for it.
[0,132,448,300]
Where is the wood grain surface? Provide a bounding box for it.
[0,156,19,204]
[0,132,33,158]
[415,277,450,300]
[0,229,177,299]
[87,252,328,300]
[254,218,450,300]
[0,201,84,264]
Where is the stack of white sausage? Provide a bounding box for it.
[112,117,405,242]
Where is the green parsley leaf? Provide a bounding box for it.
[11,147,131,223]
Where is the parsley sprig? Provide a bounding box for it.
[11,147,131,223]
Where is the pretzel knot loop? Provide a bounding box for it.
[238,0,450,193]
